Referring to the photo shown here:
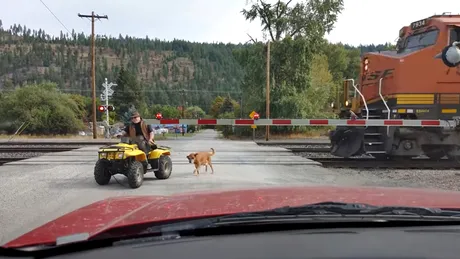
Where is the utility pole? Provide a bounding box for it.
[240,93,243,118]
[78,11,108,139]
[181,89,186,118]
[265,41,270,141]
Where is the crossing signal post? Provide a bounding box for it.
[100,78,117,126]
[249,111,259,141]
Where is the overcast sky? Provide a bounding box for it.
[0,0,458,46]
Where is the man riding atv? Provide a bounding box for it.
[121,111,156,167]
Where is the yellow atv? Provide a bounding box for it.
[94,139,172,189]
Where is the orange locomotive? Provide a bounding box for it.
[330,13,460,160]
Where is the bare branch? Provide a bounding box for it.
[259,0,276,41]
[246,33,258,43]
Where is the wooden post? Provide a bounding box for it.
[265,41,270,141]
[78,12,108,138]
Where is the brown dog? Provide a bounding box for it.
[186,148,215,176]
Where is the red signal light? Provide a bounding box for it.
[98,105,106,112]
[253,113,260,120]
[156,113,163,120]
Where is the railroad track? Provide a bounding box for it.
[312,157,460,169]
[287,147,331,152]
[0,141,117,146]
[0,147,78,153]
[257,141,330,146]
[0,157,26,165]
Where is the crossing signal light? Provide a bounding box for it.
[98,105,115,112]
[156,113,163,120]
[253,113,260,120]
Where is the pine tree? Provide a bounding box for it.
[220,95,234,114]
[120,105,137,126]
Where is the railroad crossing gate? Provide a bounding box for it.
[145,118,460,128]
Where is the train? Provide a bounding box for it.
[329,13,460,160]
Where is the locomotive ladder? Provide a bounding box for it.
[362,78,391,158]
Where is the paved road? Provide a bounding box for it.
[0,129,369,245]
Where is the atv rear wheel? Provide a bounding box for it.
[155,155,172,179]
[94,159,111,185]
[126,160,144,188]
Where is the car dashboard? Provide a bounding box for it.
[9,225,460,259]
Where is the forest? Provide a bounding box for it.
[0,0,396,137]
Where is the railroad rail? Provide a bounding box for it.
[0,147,78,152]
[257,141,330,146]
[312,157,460,169]
[285,146,331,152]
[0,141,115,146]
[0,157,26,165]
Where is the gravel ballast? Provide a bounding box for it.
[334,168,460,192]
[278,145,460,192]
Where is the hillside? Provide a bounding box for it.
[0,21,395,111]
[0,22,248,110]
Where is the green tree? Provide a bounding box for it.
[112,66,145,118]
[0,82,84,134]
[220,95,234,114]
[242,0,344,41]
[209,96,225,118]
[150,104,181,119]
[234,0,344,135]
[185,106,206,118]
[120,105,138,126]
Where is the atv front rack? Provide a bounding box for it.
[99,144,135,151]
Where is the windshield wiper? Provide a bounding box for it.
[135,202,460,235]
[216,202,460,219]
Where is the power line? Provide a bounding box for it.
[39,0,72,35]
[0,89,241,93]
[53,89,243,94]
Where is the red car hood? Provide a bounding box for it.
[6,185,460,248]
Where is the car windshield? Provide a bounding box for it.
[1,1,460,250]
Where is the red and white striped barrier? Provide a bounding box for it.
[144,118,459,127]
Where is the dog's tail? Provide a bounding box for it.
[209,148,215,156]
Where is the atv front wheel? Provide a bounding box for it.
[154,155,172,179]
[126,160,144,188]
[94,159,111,185]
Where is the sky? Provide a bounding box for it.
[0,0,458,46]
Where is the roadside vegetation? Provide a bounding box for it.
[0,0,395,138]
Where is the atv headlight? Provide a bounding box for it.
[99,152,107,159]
[116,152,124,159]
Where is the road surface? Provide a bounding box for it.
[0,129,384,245]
